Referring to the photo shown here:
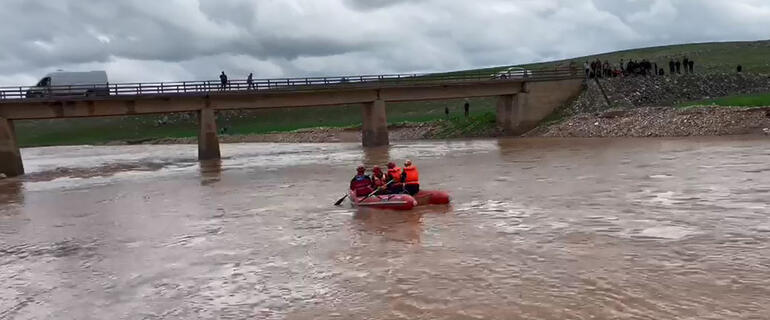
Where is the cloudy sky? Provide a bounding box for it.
[0,0,768,85]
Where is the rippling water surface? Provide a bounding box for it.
[1,137,769,319]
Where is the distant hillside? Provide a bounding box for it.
[465,40,770,75]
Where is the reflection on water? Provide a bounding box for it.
[362,145,391,168]
[353,210,423,243]
[199,159,222,186]
[0,179,23,219]
[1,136,770,319]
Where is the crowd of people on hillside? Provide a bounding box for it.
[583,57,697,79]
[350,160,420,197]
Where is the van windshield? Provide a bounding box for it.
[36,77,51,87]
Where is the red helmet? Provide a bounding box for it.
[387,162,396,169]
[373,166,382,173]
[357,166,365,173]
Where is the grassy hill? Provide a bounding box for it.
[14,40,770,147]
[522,40,770,74]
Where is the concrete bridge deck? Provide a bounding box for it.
[0,69,584,177]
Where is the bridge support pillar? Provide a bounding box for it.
[361,99,389,147]
[0,117,24,177]
[198,107,221,160]
[496,92,529,135]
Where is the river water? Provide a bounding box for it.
[1,137,769,319]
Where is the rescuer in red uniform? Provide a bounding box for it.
[349,166,374,197]
[370,166,388,195]
[386,162,403,194]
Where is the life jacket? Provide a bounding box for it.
[387,167,403,183]
[371,172,387,188]
[350,175,373,197]
[403,165,419,185]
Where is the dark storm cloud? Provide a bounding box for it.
[0,0,768,85]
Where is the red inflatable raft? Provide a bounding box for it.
[413,190,451,206]
[349,191,417,210]
[349,190,450,211]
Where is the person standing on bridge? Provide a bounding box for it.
[247,73,254,90]
[220,71,228,90]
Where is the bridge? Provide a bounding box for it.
[0,68,584,177]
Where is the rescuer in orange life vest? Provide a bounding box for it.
[402,159,420,195]
[370,166,388,195]
[349,166,374,197]
[386,162,404,194]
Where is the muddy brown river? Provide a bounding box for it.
[1,137,769,319]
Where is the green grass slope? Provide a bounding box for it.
[679,92,770,109]
[521,40,770,74]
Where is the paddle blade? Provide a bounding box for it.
[334,194,348,206]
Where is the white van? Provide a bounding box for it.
[26,71,109,98]
[491,67,531,79]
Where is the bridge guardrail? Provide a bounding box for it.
[0,67,581,101]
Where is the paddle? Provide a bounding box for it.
[334,194,348,206]
[359,180,393,202]
[335,179,392,206]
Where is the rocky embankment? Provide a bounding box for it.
[569,73,770,113]
[530,107,770,137]
[530,73,770,137]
